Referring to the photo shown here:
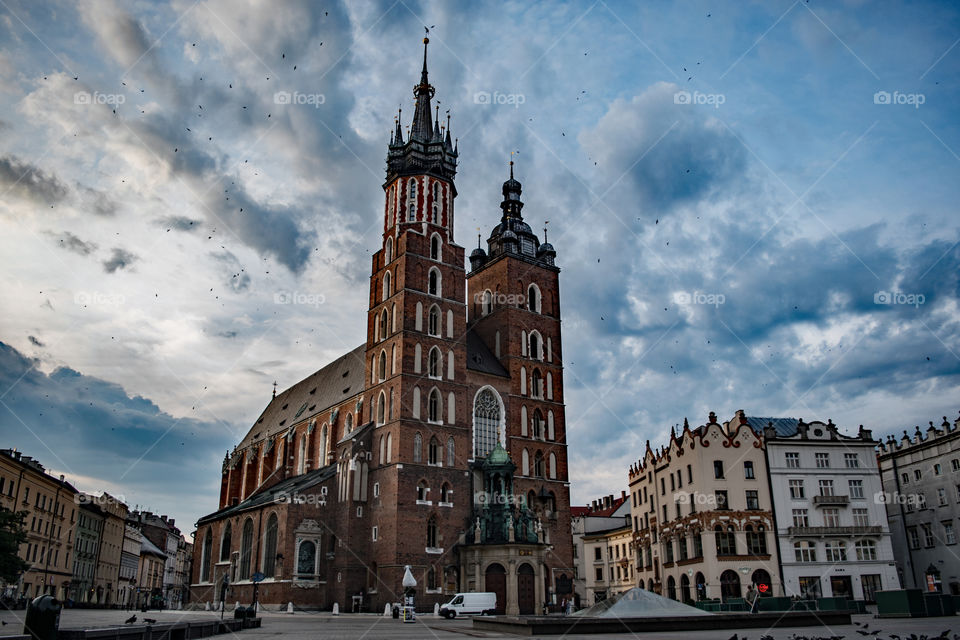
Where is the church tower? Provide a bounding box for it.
[362,36,470,597]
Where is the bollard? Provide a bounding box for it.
[332,603,339,616]
[286,602,294,614]
[383,603,391,617]
[205,602,211,611]
[434,603,440,617]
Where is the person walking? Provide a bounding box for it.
[745,585,758,613]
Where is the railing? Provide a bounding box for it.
[812,495,850,506]
[787,525,882,536]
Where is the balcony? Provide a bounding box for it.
[812,494,849,506]
[787,525,882,536]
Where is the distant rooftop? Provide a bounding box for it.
[744,417,799,437]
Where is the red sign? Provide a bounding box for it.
[757,583,769,593]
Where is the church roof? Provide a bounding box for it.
[466,329,509,377]
[197,464,338,525]
[237,344,366,449]
[483,441,513,467]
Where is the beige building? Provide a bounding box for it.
[0,449,78,600]
[138,536,166,609]
[582,519,635,605]
[571,493,631,606]
[119,523,142,608]
[93,493,129,605]
[628,413,782,603]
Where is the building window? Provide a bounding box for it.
[844,453,859,468]
[534,452,545,478]
[430,234,441,260]
[744,461,755,479]
[855,539,878,561]
[792,509,809,527]
[715,525,736,555]
[849,479,864,500]
[935,463,943,475]
[785,452,800,468]
[818,479,834,496]
[915,469,923,481]
[428,437,440,465]
[428,268,440,296]
[746,525,767,555]
[428,347,441,379]
[239,519,254,580]
[296,540,316,576]
[527,284,541,313]
[908,527,920,549]
[595,567,603,581]
[428,305,440,336]
[713,460,724,479]
[794,541,817,562]
[922,524,935,547]
[262,513,278,578]
[939,488,948,506]
[823,508,840,527]
[715,490,729,510]
[953,459,960,472]
[815,452,829,468]
[413,432,422,463]
[416,481,428,502]
[431,184,440,224]
[373,482,380,498]
[745,490,760,510]
[824,541,847,562]
[372,526,379,542]
[687,464,693,484]
[473,389,501,459]
[426,518,438,548]
[428,389,441,422]
[902,472,909,484]
[852,508,869,527]
[945,521,957,545]
[789,479,805,499]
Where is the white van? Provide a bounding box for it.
[439,592,497,618]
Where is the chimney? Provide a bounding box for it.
[621,490,627,500]
[168,519,175,528]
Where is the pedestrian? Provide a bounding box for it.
[745,584,758,613]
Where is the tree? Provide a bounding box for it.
[0,507,29,585]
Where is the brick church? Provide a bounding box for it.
[190,38,573,615]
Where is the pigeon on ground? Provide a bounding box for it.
[124,615,137,624]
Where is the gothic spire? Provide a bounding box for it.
[410,37,435,141]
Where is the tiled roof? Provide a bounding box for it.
[571,496,627,518]
[140,536,167,558]
[197,464,337,525]
[466,330,509,377]
[237,344,366,449]
[745,417,799,437]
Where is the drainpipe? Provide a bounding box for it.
[889,456,916,588]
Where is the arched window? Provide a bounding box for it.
[297,436,306,474]
[431,183,440,224]
[532,410,544,439]
[527,284,541,313]
[720,570,742,602]
[319,424,328,466]
[428,436,441,465]
[447,437,455,467]
[526,490,536,509]
[546,372,553,400]
[345,412,353,432]
[481,290,492,316]
[392,303,397,332]
[379,435,385,464]
[521,406,528,437]
[549,452,557,479]
[378,351,386,382]
[427,517,438,548]
[413,432,422,463]
[430,233,441,260]
[428,388,441,422]
[715,525,736,556]
[239,518,254,580]
[667,575,677,601]
[528,332,541,361]
[385,236,393,262]
[262,513,278,578]
[296,540,316,577]
[380,309,388,340]
[376,391,386,426]
[382,271,391,302]
[440,483,451,503]
[200,529,212,582]
[532,369,542,398]
[428,347,441,379]
[547,411,555,440]
[473,388,502,458]
[387,186,396,228]
[521,449,530,476]
[417,480,428,501]
[385,433,392,463]
[447,309,453,337]
[428,305,440,336]
[220,522,233,562]
[534,451,545,478]
[412,386,421,419]
[520,366,527,395]
[407,179,417,221]
[427,566,438,590]
[428,268,440,296]
[415,302,423,331]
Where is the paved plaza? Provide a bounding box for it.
[0,607,958,640]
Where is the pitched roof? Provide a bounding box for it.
[238,344,366,449]
[197,464,338,525]
[745,417,799,437]
[466,330,509,377]
[140,535,166,558]
[571,495,628,518]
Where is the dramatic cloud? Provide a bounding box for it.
[49,230,98,255]
[102,247,138,273]
[0,155,69,207]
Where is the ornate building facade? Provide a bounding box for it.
[190,38,573,614]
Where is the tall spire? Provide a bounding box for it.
[410,36,435,141]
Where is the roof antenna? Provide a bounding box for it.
[477,226,481,249]
[544,220,549,243]
[272,381,277,399]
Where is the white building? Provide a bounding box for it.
[571,493,631,606]
[760,417,899,601]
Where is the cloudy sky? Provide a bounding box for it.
[0,0,958,536]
